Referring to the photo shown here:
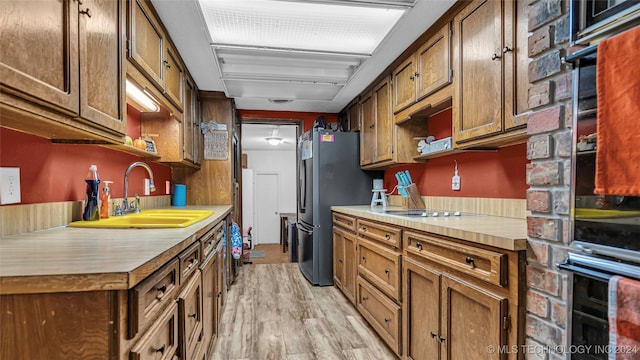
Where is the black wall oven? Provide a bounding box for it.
[561,6,640,359]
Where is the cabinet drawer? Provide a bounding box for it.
[357,219,401,248]
[129,258,180,338]
[404,231,507,286]
[178,272,204,360]
[129,302,179,360]
[179,241,201,283]
[200,221,224,260]
[356,276,401,356]
[357,238,401,302]
[332,212,356,233]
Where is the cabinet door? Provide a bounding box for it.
[193,94,203,165]
[200,252,217,356]
[503,0,529,131]
[374,76,393,163]
[333,227,345,290]
[347,100,361,132]
[416,22,452,101]
[453,0,503,144]
[343,230,357,305]
[79,0,126,135]
[441,274,507,360]
[129,0,164,89]
[164,45,184,111]
[403,257,441,360]
[0,0,79,114]
[183,77,195,163]
[392,56,416,113]
[178,272,204,360]
[360,90,375,166]
[216,245,225,327]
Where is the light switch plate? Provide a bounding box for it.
[144,179,150,196]
[0,167,21,204]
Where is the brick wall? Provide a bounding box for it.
[525,0,572,359]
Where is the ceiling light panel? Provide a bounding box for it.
[225,79,342,101]
[199,0,406,54]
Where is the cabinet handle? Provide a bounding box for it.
[385,233,390,240]
[156,344,166,354]
[409,75,414,80]
[362,296,368,301]
[491,53,501,61]
[361,226,367,232]
[338,259,344,264]
[384,268,390,275]
[79,8,91,17]
[416,242,423,250]
[217,291,222,298]
[368,124,375,129]
[163,60,171,69]
[439,336,446,343]
[156,284,167,298]
[430,332,438,339]
[502,46,513,54]
[465,257,475,267]
[362,256,366,261]
[189,312,198,321]
[384,317,390,323]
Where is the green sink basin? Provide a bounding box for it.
[68,209,214,228]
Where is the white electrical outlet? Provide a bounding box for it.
[144,178,150,196]
[0,167,21,204]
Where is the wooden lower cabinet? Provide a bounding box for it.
[129,302,180,360]
[332,213,358,304]
[0,220,228,360]
[357,276,402,356]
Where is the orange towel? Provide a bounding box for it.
[608,276,640,360]
[595,26,640,196]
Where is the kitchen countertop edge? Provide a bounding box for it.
[0,205,232,295]
[331,205,527,251]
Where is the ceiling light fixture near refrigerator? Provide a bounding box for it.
[125,79,159,112]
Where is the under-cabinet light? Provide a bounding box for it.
[266,137,283,145]
[126,79,159,112]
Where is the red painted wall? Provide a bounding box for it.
[0,107,172,205]
[237,110,338,131]
[383,108,528,198]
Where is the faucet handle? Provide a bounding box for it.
[134,194,141,212]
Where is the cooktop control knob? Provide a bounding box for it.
[454,211,461,216]
[432,212,439,217]
[443,212,450,217]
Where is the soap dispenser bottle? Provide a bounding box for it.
[100,181,113,219]
[83,165,101,221]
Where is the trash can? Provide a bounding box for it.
[288,222,298,262]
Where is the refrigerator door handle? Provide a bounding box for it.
[299,159,306,213]
[297,222,314,235]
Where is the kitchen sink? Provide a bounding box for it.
[67,209,214,228]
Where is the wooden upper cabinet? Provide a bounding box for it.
[360,90,375,166]
[392,56,416,113]
[0,0,126,140]
[129,0,164,89]
[346,99,361,132]
[374,76,393,163]
[183,77,196,163]
[79,0,126,134]
[416,22,452,101]
[392,21,452,115]
[128,0,185,112]
[0,1,79,114]
[452,0,528,147]
[164,46,184,111]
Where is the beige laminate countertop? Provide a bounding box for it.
[0,205,232,295]
[331,205,527,251]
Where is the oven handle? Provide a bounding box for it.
[557,261,612,282]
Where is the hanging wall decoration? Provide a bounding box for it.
[201,120,229,160]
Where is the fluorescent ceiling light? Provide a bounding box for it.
[126,79,159,112]
[199,0,406,54]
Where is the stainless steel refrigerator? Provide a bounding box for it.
[297,128,380,286]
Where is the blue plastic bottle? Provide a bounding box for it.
[82,165,101,221]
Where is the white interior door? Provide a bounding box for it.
[255,173,279,245]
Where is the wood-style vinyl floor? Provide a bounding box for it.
[211,263,397,360]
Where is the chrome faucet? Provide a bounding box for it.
[123,161,156,214]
